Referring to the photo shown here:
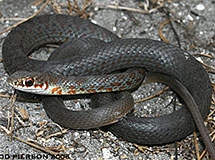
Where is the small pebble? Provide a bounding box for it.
[196,4,205,11]
[102,148,113,159]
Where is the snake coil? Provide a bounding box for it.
[2,14,214,158]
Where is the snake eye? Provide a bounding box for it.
[24,78,34,87]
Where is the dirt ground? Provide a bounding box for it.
[0,0,214,159]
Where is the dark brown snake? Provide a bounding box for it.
[2,14,215,158]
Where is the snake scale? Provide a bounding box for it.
[2,14,215,158]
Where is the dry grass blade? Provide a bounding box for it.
[44,123,68,139]
[49,0,92,18]
[0,18,26,21]
[9,94,17,140]
[0,0,50,35]
[193,53,214,59]
[135,86,169,103]
[0,93,11,98]
[193,132,200,160]
[159,18,176,43]
[0,125,10,135]
[96,4,159,14]
[14,136,60,156]
[200,62,215,73]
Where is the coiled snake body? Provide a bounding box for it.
[2,14,215,157]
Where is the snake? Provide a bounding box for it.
[2,14,215,157]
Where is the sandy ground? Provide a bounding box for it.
[0,0,215,159]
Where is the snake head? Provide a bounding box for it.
[7,71,49,94]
